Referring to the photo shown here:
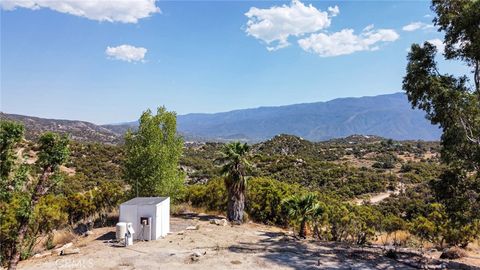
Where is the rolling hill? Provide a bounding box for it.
[0,112,120,144]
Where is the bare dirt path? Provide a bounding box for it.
[354,183,407,205]
[15,214,435,270]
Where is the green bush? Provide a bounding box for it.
[184,177,227,211]
[246,177,303,225]
[184,177,304,225]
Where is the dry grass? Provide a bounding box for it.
[171,203,226,218]
[59,165,76,176]
[374,230,413,247]
[32,230,77,254]
[52,230,76,246]
[335,154,376,168]
[466,239,480,251]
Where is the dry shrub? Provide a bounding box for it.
[31,229,76,254]
[53,230,76,247]
[376,230,412,246]
[440,247,467,260]
[171,203,196,215]
[171,203,226,218]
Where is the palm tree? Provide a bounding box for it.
[282,193,320,238]
[217,141,250,223]
[312,201,327,239]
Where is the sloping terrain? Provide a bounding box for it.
[0,113,120,144]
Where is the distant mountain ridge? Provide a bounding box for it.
[1,92,442,143]
[107,92,441,142]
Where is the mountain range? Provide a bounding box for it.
[103,92,441,142]
[1,92,441,143]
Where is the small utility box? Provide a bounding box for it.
[119,197,170,240]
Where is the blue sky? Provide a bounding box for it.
[0,0,467,124]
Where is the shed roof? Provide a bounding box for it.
[121,197,169,206]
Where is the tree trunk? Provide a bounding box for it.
[299,219,307,238]
[8,166,51,270]
[474,60,479,97]
[313,224,320,239]
[226,186,245,223]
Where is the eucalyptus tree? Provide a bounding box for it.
[403,0,480,245]
[217,142,251,223]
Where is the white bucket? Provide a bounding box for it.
[116,222,127,240]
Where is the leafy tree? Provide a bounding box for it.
[217,142,251,223]
[426,203,448,247]
[246,177,300,225]
[403,0,480,246]
[382,214,406,247]
[410,216,435,251]
[350,205,382,245]
[0,121,25,201]
[403,0,480,168]
[65,192,96,225]
[29,195,68,252]
[184,177,228,211]
[123,107,184,200]
[282,193,319,238]
[92,182,125,225]
[7,132,69,270]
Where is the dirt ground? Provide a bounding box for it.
[17,214,479,270]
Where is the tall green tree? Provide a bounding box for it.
[403,0,480,246]
[6,131,69,270]
[217,142,250,223]
[123,107,184,199]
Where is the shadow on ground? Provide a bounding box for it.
[96,231,116,241]
[228,232,417,270]
[174,212,226,222]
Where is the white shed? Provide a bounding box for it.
[119,197,170,240]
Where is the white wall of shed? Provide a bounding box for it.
[155,198,170,238]
[119,198,170,240]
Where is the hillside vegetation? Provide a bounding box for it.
[0,113,120,144]
[1,119,476,269]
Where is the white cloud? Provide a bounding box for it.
[427,38,445,53]
[0,0,160,23]
[105,45,147,62]
[245,1,399,56]
[244,0,336,51]
[402,21,433,32]
[328,5,339,17]
[298,26,399,57]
